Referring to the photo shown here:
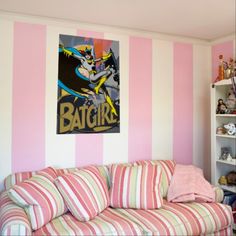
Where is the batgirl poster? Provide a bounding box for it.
[57,34,120,134]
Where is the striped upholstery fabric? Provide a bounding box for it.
[215,226,232,236]
[7,167,67,230]
[4,171,37,191]
[55,166,109,221]
[135,159,176,198]
[33,207,143,236]
[116,201,233,235]
[110,164,163,209]
[213,186,224,203]
[57,165,111,190]
[4,167,59,190]
[4,165,110,191]
[0,191,31,236]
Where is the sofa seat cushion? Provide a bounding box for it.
[116,201,232,235]
[33,208,143,236]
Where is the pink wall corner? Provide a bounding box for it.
[212,41,234,82]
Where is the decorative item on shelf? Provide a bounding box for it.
[226,153,233,162]
[215,55,236,82]
[225,58,236,80]
[218,175,228,185]
[216,98,228,114]
[226,87,236,110]
[216,126,226,135]
[226,171,236,185]
[224,123,236,135]
[220,147,233,160]
[216,55,225,82]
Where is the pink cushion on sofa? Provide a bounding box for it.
[7,167,67,230]
[55,166,109,222]
[109,164,163,209]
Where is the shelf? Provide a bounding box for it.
[216,134,236,139]
[214,78,234,86]
[219,184,236,193]
[216,114,236,117]
[216,159,236,166]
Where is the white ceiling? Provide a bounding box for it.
[0,0,235,40]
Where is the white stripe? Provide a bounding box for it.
[45,26,76,168]
[103,33,129,165]
[19,225,26,236]
[152,40,173,160]
[0,19,13,191]
[193,44,211,180]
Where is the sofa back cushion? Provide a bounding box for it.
[7,167,67,230]
[135,160,175,197]
[55,166,109,222]
[4,165,110,191]
[109,164,163,209]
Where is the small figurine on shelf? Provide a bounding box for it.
[215,55,225,82]
[226,153,233,162]
[224,122,236,135]
[216,98,228,114]
[226,87,236,110]
[215,55,236,82]
[220,147,232,160]
[225,58,236,79]
[218,175,227,185]
[216,126,226,135]
[226,171,236,185]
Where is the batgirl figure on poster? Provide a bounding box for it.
[57,34,120,134]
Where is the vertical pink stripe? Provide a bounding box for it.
[75,30,104,167]
[12,22,46,172]
[173,42,193,164]
[129,37,152,163]
[212,41,234,82]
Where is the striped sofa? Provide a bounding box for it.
[0,160,233,236]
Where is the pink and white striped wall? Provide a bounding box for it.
[0,15,234,191]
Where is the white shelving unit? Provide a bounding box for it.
[211,78,236,194]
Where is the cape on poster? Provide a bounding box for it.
[57,34,120,134]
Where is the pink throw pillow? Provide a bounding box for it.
[55,166,109,221]
[109,164,163,209]
[8,167,67,230]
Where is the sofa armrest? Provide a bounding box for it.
[0,191,32,236]
[212,185,224,203]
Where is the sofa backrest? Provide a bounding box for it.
[3,165,110,191]
[135,160,176,197]
[3,160,175,198]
